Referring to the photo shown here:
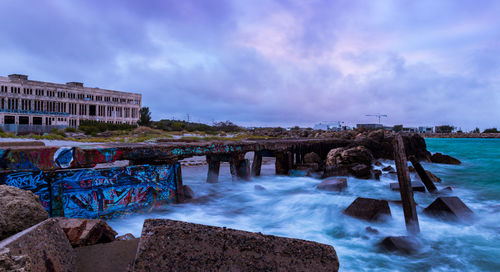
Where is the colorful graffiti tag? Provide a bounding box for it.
[171,143,243,156]
[0,163,180,219]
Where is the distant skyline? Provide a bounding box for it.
[0,0,499,130]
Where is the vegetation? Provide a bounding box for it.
[435,125,455,133]
[78,120,137,135]
[392,125,403,132]
[138,107,152,126]
[152,119,244,133]
[483,128,499,133]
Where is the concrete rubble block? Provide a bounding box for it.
[373,169,382,180]
[430,153,461,165]
[133,219,340,272]
[0,218,76,271]
[304,152,321,164]
[182,185,195,199]
[350,163,372,179]
[58,218,117,247]
[381,236,421,255]
[423,196,474,222]
[0,185,48,241]
[344,197,392,221]
[382,165,394,172]
[317,178,347,192]
[76,238,139,272]
[116,233,136,241]
[390,181,426,192]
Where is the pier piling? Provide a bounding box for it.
[393,134,420,234]
[409,155,438,193]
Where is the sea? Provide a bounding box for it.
[108,138,500,271]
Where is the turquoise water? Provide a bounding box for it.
[108,138,500,271]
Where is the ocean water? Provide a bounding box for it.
[108,138,500,271]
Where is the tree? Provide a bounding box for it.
[138,107,152,126]
[483,128,499,133]
[435,125,454,133]
[392,125,403,132]
[473,127,480,133]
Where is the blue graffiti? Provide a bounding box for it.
[54,147,74,168]
[172,143,243,156]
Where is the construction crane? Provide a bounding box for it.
[365,114,387,124]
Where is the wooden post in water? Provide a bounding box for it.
[409,155,438,193]
[251,152,262,177]
[393,134,420,234]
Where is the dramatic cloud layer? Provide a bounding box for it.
[1,0,499,129]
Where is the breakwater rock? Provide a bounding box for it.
[133,219,340,271]
[0,185,48,241]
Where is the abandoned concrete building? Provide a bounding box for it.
[0,74,141,133]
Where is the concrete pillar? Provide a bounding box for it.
[175,163,185,203]
[275,151,293,175]
[206,155,221,183]
[251,152,262,177]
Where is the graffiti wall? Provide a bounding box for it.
[0,163,180,219]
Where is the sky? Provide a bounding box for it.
[0,0,499,130]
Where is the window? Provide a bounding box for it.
[33,117,42,125]
[4,116,15,124]
[19,116,29,125]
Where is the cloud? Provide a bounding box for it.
[0,0,498,129]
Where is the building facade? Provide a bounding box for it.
[0,74,141,133]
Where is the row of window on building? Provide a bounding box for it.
[0,85,140,105]
[0,98,138,118]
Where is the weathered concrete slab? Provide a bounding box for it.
[381,236,422,255]
[0,141,45,147]
[424,196,474,222]
[344,197,391,221]
[133,219,339,272]
[76,238,139,272]
[0,218,76,271]
[317,178,347,191]
[58,218,117,247]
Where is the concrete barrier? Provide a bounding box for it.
[133,219,339,271]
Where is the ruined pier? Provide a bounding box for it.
[0,138,360,219]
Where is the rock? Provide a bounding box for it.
[317,178,347,192]
[350,164,371,179]
[390,181,426,192]
[365,226,379,234]
[373,169,382,180]
[382,165,394,172]
[374,161,383,166]
[0,185,48,241]
[116,233,136,241]
[326,146,373,167]
[58,218,117,247]
[381,236,421,254]
[133,219,339,271]
[367,129,385,142]
[408,166,416,172]
[296,162,319,171]
[430,153,461,165]
[423,196,474,222]
[304,152,321,164]
[182,185,195,199]
[0,218,76,271]
[254,185,266,191]
[344,197,391,221]
[76,238,139,272]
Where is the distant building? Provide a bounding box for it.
[0,74,141,133]
[402,127,418,133]
[418,126,434,133]
[313,122,341,131]
[356,123,383,130]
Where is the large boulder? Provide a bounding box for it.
[0,185,48,241]
[182,185,195,199]
[304,152,321,164]
[317,178,347,192]
[133,219,340,271]
[344,197,391,221]
[381,236,421,255]
[0,218,76,271]
[423,197,473,223]
[325,146,373,179]
[430,153,461,165]
[58,218,117,247]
